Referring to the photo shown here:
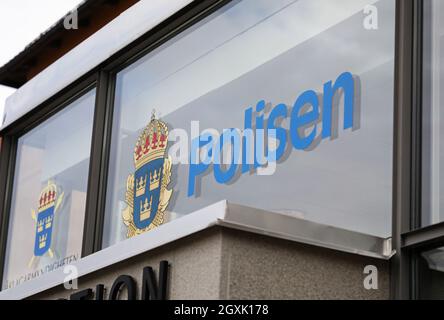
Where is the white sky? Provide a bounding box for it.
[0,0,82,121]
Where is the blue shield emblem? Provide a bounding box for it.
[33,184,59,257]
[133,158,164,229]
[122,114,173,238]
[34,206,54,256]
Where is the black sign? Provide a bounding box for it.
[68,260,169,300]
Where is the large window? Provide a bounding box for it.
[103,0,396,248]
[1,89,96,290]
[415,0,444,300]
[422,0,444,227]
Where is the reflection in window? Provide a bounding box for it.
[423,0,444,226]
[420,247,444,299]
[103,0,396,248]
[2,89,96,290]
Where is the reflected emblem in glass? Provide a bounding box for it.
[29,181,64,267]
[122,113,173,238]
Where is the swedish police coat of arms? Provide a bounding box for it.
[29,181,64,267]
[122,114,173,238]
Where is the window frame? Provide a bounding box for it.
[0,73,98,289]
[87,0,232,252]
[394,0,444,300]
[0,0,230,291]
[0,0,423,298]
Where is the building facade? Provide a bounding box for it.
[0,0,441,300]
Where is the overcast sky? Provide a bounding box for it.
[0,0,82,121]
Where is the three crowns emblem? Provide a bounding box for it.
[122,112,173,238]
[29,181,64,268]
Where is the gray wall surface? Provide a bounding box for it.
[30,227,390,300]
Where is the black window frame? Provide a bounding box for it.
[86,0,231,252]
[0,73,98,287]
[0,0,231,291]
[393,0,444,300]
[0,0,430,299]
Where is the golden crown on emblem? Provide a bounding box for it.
[135,168,162,197]
[134,113,169,170]
[38,184,57,211]
[36,216,53,232]
[37,220,44,233]
[39,234,48,249]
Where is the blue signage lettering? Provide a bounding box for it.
[187,71,357,197]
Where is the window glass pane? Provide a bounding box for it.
[104,0,395,248]
[423,0,444,226]
[2,89,96,290]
